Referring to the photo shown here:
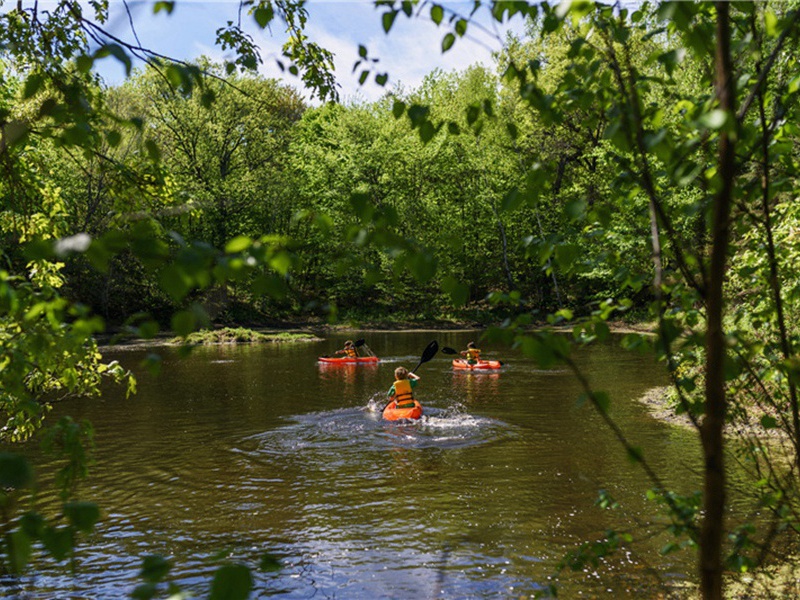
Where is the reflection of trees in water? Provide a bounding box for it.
[451,372,501,404]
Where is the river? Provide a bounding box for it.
[8,330,705,598]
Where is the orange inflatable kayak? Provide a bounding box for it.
[452,359,502,370]
[318,356,379,364]
[382,398,423,421]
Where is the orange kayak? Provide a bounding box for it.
[452,359,502,370]
[382,398,423,421]
[318,356,379,364]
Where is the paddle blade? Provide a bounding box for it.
[441,346,459,355]
[421,340,439,362]
[410,340,439,373]
[353,339,366,347]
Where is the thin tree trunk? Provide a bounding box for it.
[700,4,735,599]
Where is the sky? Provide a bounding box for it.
[92,0,530,103]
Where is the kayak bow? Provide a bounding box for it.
[382,398,423,421]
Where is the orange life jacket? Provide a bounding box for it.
[466,348,481,362]
[392,378,415,407]
[345,347,357,358]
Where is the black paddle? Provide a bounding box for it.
[381,340,439,412]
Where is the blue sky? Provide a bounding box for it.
[93,0,529,102]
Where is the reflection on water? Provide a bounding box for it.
[10,331,701,599]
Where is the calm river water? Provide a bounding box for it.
[10,330,705,598]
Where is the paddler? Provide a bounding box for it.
[460,341,482,365]
[387,367,420,409]
[335,340,358,358]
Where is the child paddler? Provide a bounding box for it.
[387,367,420,409]
[335,340,358,358]
[460,341,482,365]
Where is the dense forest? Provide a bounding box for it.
[4,1,800,598]
[3,26,668,329]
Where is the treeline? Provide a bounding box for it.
[4,25,687,328]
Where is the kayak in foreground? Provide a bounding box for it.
[318,356,380,364]
[382,398,423,421]
[452,359,503,370]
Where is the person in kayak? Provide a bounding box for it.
[335,340,358,358]
[387,367,420,409]
[460,341,482,365]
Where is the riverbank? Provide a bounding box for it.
[99,318,657,349]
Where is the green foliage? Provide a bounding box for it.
[174,327,318,345]
[3,0,800,597]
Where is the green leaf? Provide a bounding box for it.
[99,44,133,76]
[41,526,73,561]
[145,139,161,163]
[225,236,252,254]
[419,121,436,143]
[132,583,157,600]
[209,564,253,600]
[253,4,274,28]
[269,251,293,276]
[153,1,174,14]
[555,244,580,269]
[382,10,397,33]
[64,502,100,533]
[106,129,122,147]
[159,265,191,301]
[76,54,94,74]
[23,73,44,99]
[259,553,282,572]
[696,109,728,130]
[375,73,388,86]
[431,4,443,24]
[442,33,456,52]
[501,188,523,212]
[442,275,469,306]
[392,100,406,118]
[8,530,33,573]
[252,274,288,298]
[0,453,33,489]
[761,415,777,429]
[172,310,197,337]
[140,554,171,584]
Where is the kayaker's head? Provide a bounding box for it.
[394,366,409,380]
[344,340,353,347]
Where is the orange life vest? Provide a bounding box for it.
[466,348,481,362]
[345,347,357,358]
[392,378,415,407]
